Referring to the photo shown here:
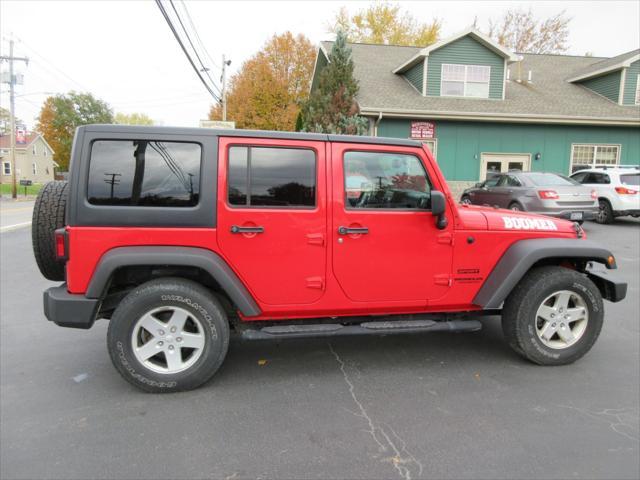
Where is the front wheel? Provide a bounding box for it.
[502,266,603,365]
[107,278,230,393]
[460,195,472,205]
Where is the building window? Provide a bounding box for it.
[2,161,10,175]
[636,74,640,105]
[422,139,437,159]
[571,144,620,173]
[43,148,47,157]
[32,162,37,175]
[33,145,37,155]
[441,64,490,98]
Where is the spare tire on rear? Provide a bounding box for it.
[32,181,68,281]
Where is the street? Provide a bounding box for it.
[0,199,34,232]
[1,214,638,480]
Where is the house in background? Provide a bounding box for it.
[311,28,640,196]
[0,132,56,185]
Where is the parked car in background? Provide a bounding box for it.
[570,167,640,224]
[460,171,598,222]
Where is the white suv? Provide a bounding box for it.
[571,167,640,224]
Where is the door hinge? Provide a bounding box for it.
[437,232,454,245]
[306,277,325,290]
[306,233,325,246]
[434,274,452,287]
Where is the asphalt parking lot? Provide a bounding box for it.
[1,211,638,480]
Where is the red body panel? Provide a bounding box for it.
[65,138,579,321]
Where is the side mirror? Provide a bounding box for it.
[475,182,483,188]
[431,191,448,230]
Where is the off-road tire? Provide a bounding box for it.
[596,199,614,224]
[502,266,604,365]
[32,181,68,281]
[107,277,230,393]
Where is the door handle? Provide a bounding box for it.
[338,226,369,235]
[230,225,264,234]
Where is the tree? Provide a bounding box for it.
[0,107,23,135]
[329,3,440,47]
[299,30,368,135]
[114,112,154,125]
[208,32,316,131]
[36,91,113,171]
[487,9,571,54]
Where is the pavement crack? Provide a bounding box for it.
[328,343,423,480]
[558,404,639,442]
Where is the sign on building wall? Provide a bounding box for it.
[410,121,435,139]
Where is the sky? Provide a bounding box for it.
[1,0,639,129]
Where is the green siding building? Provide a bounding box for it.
[313,28,640,195]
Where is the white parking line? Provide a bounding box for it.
[0,222,32,233]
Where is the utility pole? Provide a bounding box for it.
[1,39,29,199]
[221,54,231,121]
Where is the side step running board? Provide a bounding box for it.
[240,319,482,340]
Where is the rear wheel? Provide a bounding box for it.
[502,266,603,365]
[596,199,614,224]
[31,181,68,281]
[508,201,523,211]
[107,278,230,393]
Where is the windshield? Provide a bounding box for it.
[620,173,640,186]
[527,173,580,187]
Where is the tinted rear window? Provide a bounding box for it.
[527,173,580,187]
[88,140,201,207]
[620,173,640,186]
[228,146,316,207]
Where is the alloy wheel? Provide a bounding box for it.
[535,290,589,349]
[131,306,206,374]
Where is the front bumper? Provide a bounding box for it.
[586,268,627,303]
[44,284,99,329]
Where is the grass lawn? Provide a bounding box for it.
[0,183,43,196]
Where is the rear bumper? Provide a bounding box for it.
[43,284,99,329]
[529,209,597,221]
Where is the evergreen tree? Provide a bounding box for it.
[300,31,368,135]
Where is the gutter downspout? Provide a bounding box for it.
[373,112,383,137]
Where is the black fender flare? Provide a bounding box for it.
[86,246,261,317]
[473,238,615,309]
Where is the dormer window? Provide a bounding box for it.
[441,64,491,98]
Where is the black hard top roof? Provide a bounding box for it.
[78,124,422,148]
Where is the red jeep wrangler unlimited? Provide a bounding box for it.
[33,125,627,392]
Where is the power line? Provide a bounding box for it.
[14,37,91,92]
[179,0,221,70]
[154,0,220,102]
[167,0,221,97]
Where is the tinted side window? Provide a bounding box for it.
[506,175,522,186]
[571,172,588,183]
[228,146,316,207]
[344,151,432,209]
[88,140,201,207]
[484,176,501,187]
[592,173,611,184]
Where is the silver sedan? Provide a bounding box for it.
[460,172,599,222]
